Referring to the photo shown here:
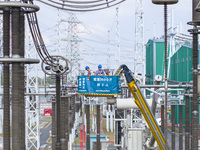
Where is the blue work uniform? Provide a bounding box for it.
[96,69,104,75]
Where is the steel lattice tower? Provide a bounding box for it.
[25,29,40,150]
[0,15,2,95]
[0,15,3,135]
[67,13,80,82]
[115,7,120,69]
[134,0,145,84]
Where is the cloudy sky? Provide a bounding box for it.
[32,0,192,75]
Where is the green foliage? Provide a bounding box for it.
[46,76,55,85]
[28,76,55,86]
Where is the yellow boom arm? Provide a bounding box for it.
[121,65,169,150]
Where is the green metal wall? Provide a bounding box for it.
[146,41,197,125]
[170,45,193,125]
[146,39,154,86]
[146,39,164,97]
[155,42,165,76]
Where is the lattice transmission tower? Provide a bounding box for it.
[134,0,145,84]
[67,13,81,83]
[115,7,120,69]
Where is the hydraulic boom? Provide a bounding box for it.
[116,65,169,150]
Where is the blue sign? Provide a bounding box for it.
[78,76,121,95]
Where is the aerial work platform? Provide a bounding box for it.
[78,75,121,97]
[78,65,169,149]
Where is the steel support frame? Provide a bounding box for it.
[67,13,80,83]
[134,0,145,84]
[25,26,40,150]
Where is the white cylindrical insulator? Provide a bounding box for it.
[116,98,161,110]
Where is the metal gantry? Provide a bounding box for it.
[134,0,145,84]
[0,2,40,150]
[25,29,40,149]
[115,7,120,69]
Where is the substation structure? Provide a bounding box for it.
[0,1,40,150]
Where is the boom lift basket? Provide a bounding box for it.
[78,75,121,97]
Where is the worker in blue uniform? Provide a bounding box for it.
[96,64,105,75]
[85,66,93,75]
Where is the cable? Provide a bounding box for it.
[23,0,56,66]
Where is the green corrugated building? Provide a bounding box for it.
[146,39,165,86]
[146,39,199,125]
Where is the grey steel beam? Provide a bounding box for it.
[36,84,192,89]
[0,57,39,64]
[3,6,10,150]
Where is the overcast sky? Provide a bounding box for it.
[32,0,192,75]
